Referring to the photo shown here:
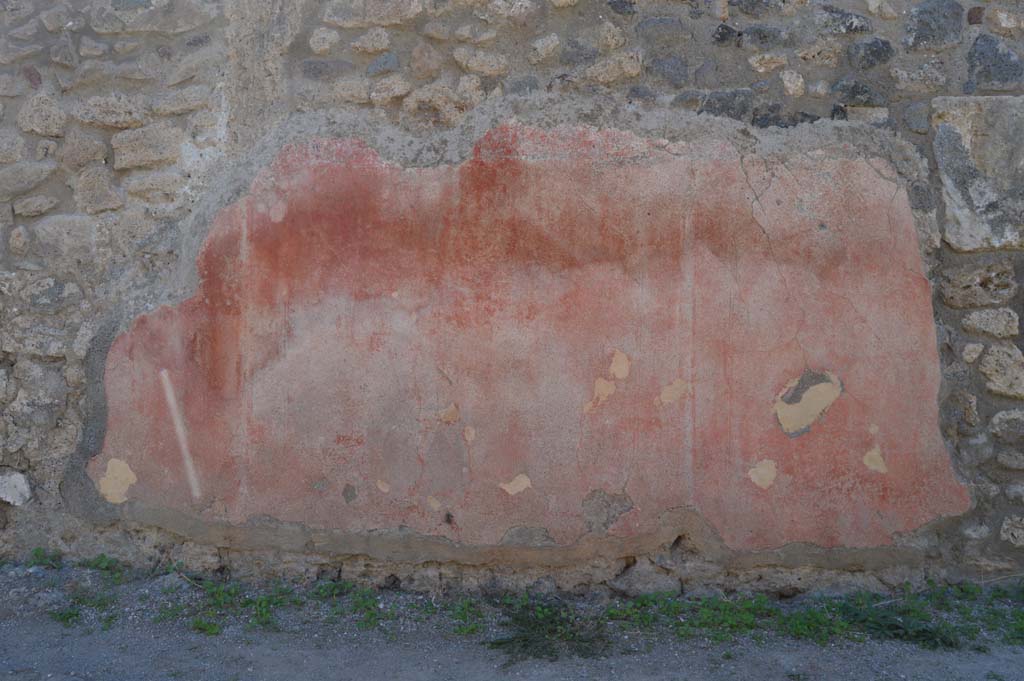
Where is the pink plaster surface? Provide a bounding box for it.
[88,125,970,551]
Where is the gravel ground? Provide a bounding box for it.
[1,564,1022,681]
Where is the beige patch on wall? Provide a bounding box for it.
[462,426,476,444]
[773,370,842,435]
[376,480,391,493]
[609,349,631,380]
[499,473,532,495]
[438,403,460,424]
[655,378,688,405]
[97,458,137,504]
[748,459,777,489]
[584,377,616,413]
[863,445,888,473]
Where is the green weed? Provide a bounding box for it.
[449,598,484,635]
[28,547,62,569]
[79,554,126,584]
[48,607,81,626]
[190,616,222,636]
[675,595,778,642]
[350,588,390,629]
[311,579,354,601]
[488,595,609,666]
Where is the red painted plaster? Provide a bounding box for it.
[89,125,970,551]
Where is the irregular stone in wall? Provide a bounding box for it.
[12,195,58,217]
[32,214,99,272]
[584,50,642,84]
[58,128,107,170]
[89,0,219,35]
[0,470,31,506]
[411,42,444,79]
[847,37,894,70]
[991,409,1024,443]
[940,261,1017,308]
[978,343,1024,399]
[967,34,1023,92]
[1002,516,1024,547]
[16,94,67,137]
[111,122,183,169]
[933,96,1024,252]
[73,165,123,214]
[369,74,411,106]
[962,308,1019,338]
[905,0,964,51]
[122,171,184,203]
[88,125,968,554]
[0,39,43,65]
[453,47,509,76]
[815,5,872,34]
[0,161,55,202]
[0,128,25,163]
[997,451,1024,469]
[150,85,209,116]
[323,0,423,28]
[74,93,149,129]
[891,59,948,93]
[352,28,390,54]
[309,27,341,56]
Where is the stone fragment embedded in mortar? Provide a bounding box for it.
[86,125,969,555]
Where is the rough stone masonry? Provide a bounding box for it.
[0,0,1023,595]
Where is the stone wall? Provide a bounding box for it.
[0,0,1023,594]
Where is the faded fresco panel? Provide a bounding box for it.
[88,125,969,552]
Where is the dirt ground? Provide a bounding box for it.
[1,563,1022,681]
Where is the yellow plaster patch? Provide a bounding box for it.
[376,480,391,493]
[869,424,879,435]
[655,378,688,405]
[463,426,476,444]
[439,403,460,424]
[863,446,888,473]
[499,473,532,496]
[584,377,616,413]
[748,459,777,489]
[97,458,137,504]
[427,496,442,511]
[609,349,631,380]
[773,371,842,435]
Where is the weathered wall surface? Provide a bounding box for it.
[0,0,1023,593]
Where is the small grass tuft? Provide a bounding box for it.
[311,579,354,601]
[190,616,222,636]
[28,547,62,569]
[79,554,126,584]
[488,595,609,666]
[350,588,391,629]
[449,598,484,635]
[48,606,81,627]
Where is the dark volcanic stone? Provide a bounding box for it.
[637,16,687,49]
[967,34,1023,91]
[560,39,598,66]
[711,23,740,44]
[831,76,887,106]
[698,88,754,121]
[817,4,872,34]
[740,24,792,49]
[847,37,894,70]
[647,54,688,87]
[608,0,636,15]
[728,0,779,18]
[906,0,964,51]
[366,52,399,76]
